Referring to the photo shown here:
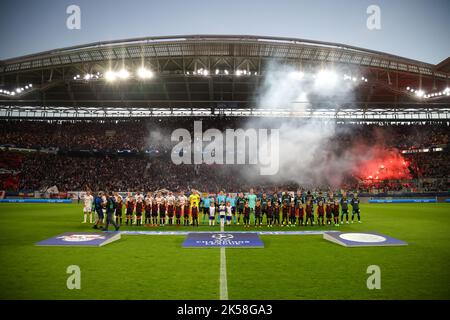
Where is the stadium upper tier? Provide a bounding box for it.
[0,35,449,118]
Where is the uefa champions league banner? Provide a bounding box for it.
[0,199,72,203]
[183,232,264,248]
[369,198,437,203]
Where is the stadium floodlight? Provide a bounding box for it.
[10,92,15,96]
[137,67,153,79]
[29,84,32,87]
[215,69,219,75]
[315,69,338,88]
[406,86,410,90]
[203,69,209,76]
[105,70,117,82]
[16,88,21,93]
[84,74,91,80]
[415,90,425,97]
[224,69,229,75]
[236,69,242,76]
[117,69,129,79]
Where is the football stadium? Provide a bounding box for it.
[0,1,449,306]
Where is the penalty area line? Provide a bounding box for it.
[220,223,228,300]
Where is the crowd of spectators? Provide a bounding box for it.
[0,119,448,192]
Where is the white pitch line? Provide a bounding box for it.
[219,223,228,300]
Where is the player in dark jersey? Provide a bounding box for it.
[235,192,246,225]
[325,199,333,225]
[175,200,182,226]
[135,197,144,226]
[266,201,273,227]
[114,192,123,225]
[305,200,314,226]
[151,196,158,226]
[333,199,340,226]
[281,203,289,226]
[289,202,296,226]
[243,202,251,228]
[260,193,269,226]
[159,198,166,226]
[340,192,350,224]
[144,192,152,225]
[296,199,304,226]
[317,199,325,226]
[167,201,175,226]
[183,203,190,226]
[191,205,199,227]
[273,202,280,226]
[351,193,361,223]
[125,193,134,226]
[254,200,262,227]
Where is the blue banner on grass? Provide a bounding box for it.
[0,199,72,203]
[36,232,121,247]
[369,198,436,203]
[182,232,264,248]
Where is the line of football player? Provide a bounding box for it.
[82,189,362,228]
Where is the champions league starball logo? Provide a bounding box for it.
[211,234,234,241]
[57,234,106,242]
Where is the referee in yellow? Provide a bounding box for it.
[189,189,200,225]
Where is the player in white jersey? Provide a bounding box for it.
[226,202,233,225]
[218,202,226,227]
[144,192,153,225]
[208,202,216,226]
[82,191,94,223]
[178,191,187,207]
[101,193,107,224]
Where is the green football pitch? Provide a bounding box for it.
[0,203,449,300]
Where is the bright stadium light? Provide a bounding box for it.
[224,69,229,75]
[16,88,21,93]
[415,89,425,97]
[215,69,219,75]
[315,69,338,88]
[105,70,117,82]
[117,69,129,79]
[137,67,153,79]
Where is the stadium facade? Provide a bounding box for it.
[0,35,449,120]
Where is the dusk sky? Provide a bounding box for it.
[0,0,448,64]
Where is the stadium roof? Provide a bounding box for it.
[0,35,449,119]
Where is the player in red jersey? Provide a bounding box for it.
[325,199,333,225]
[333,199,340,226]
[317,199,325,226]
[296,200,304,226]
[175,200,182,226]
[135,193,144,226]
[305,200,314,226]
[289,202,296,227]
[281,203,289,226]
[125,192,134,226]
[183,202,190,226]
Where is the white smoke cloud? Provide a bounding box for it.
[246,61,362,188]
